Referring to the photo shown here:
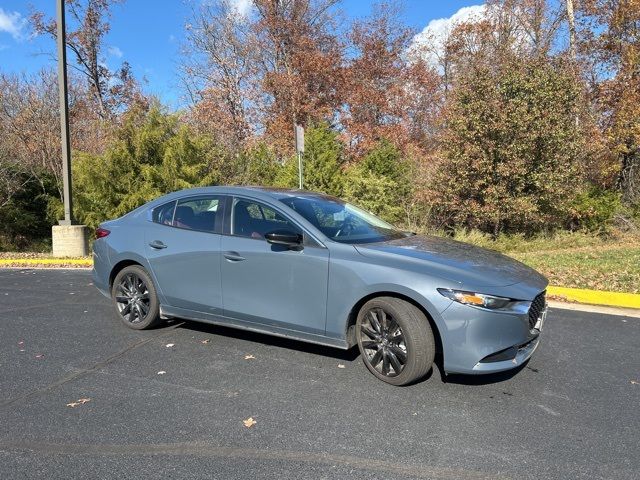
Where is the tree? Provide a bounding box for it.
[30,0,142,121]
[577,0,640,208]
[0,71,62,199]
[72,105,219,228]
[343,2,439,157]
[432,58,585,235]
[184,0,344,155]
[253,0,344,153]
[182,0,258,152]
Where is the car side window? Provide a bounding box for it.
[152,201,176,225]
[173,196,222,233]
[231,198,300,239]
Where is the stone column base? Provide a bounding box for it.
[52,225,89,257]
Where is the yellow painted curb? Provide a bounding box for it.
[547,286,640,310]
[0,258,92,266]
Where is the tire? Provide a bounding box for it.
[355,297,435,386]
[111,265,161,330]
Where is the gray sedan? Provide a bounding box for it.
[92,186,548,385]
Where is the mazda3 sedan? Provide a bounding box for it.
[93,186,548,385]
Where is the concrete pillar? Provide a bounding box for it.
[52,225,89,257]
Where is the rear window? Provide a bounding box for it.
[152,201,176,225]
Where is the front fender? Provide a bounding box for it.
[324,244,453,344]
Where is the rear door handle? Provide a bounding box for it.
[149,240,167,249]
[224,251,245,262]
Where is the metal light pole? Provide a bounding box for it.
[295,124,304,189]
[56,0,73,225]
[52,0,88,257]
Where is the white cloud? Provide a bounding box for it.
[0,8,26,40]
[229,0,253,18]
[409,4,486,66]
[108,46,123,58]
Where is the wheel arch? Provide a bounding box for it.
[109,259,143,289]
[345,291,444,364]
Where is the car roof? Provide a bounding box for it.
[152,186,338,203]
[243,186,338,201]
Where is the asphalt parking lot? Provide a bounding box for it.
[0,269,638,480]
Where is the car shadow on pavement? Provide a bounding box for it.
[442,361,529,385]
[172,319,361,362]
[167,319,526,386]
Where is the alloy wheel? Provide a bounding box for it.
[359,307,407,377]
[115,272,151,324]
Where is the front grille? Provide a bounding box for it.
[528,291,546,329]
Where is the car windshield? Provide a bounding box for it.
[279,195,407,244]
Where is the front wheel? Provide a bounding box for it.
[356,297,435,386]
[111,265,161,330]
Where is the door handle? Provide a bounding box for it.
[149,240,167,249]
[224,251,246,262]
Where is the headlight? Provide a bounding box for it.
[437,288,530,313]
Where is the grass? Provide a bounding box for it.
[0,252,91,268]
[509,244,640,294]
[441,229,640,294]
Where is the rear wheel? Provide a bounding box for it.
[111,265,160,330]
[356,297,435,386]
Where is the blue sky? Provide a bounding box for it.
[0,1,482,108]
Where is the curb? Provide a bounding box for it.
[548,300,640,318]
[0,258,92,267]
[547,286,640,310]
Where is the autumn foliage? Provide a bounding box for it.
[1,0,639,249]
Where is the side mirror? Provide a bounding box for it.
[265,230,303,249]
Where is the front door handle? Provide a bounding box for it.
[224,251,246,262]
[149,240,167,249]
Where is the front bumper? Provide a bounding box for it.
[439,298,546,375]
[471,336,540,373]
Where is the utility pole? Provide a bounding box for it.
[295,124,304,189]
[52,0,88,257]
[566,0,577,63]
[57,0,73,225]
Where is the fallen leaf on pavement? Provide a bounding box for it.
[165,343,175,348]
[243,417,257,428]
[244,354,255,360]
[337,364,345,369]
[157,371,166,375]
[67,398,91,408]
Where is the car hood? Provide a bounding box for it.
[354,234,548,289]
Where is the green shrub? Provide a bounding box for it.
[570,187,622,232]
[71,106,219,229]
[0,167,58,251]
[343,140,414,224]
[275,123,345,196]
